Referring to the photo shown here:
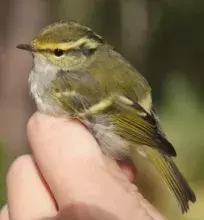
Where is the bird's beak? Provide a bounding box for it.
[16,44,34,52]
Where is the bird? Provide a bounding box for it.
[17,21,196,214]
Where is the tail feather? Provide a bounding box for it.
[146,148,196,213]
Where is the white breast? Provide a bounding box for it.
[29,55,64,115]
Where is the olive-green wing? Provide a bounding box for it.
[111,101,176,156]
[110,101,196,212]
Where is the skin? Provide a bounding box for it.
[0,113,165,220]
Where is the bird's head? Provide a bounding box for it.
[17,21,105,71]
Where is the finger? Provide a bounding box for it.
[27,113,106,207]
[0,205,9,220]
[117,160,135,182]
[7,155,57,220]
[27,113,164,220]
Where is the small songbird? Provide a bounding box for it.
[17,21,196,214]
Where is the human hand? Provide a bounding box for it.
[0,113,165,220]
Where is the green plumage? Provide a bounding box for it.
[17,21,196,215]
[49,68,196,212]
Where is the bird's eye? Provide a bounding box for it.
[54,49,64,57]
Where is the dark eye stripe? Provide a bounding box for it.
[37,43,98,56]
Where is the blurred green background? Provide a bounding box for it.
[0,0,204,219]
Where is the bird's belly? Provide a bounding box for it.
[83,115,130,159]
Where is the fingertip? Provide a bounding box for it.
[117,160,135,182]
[27,112,54,142]
[27,112,102,160]
[6,154,31,186]
[27,111,41,131]
[7,154,57,220]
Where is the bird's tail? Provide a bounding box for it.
[142,147,196,213]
